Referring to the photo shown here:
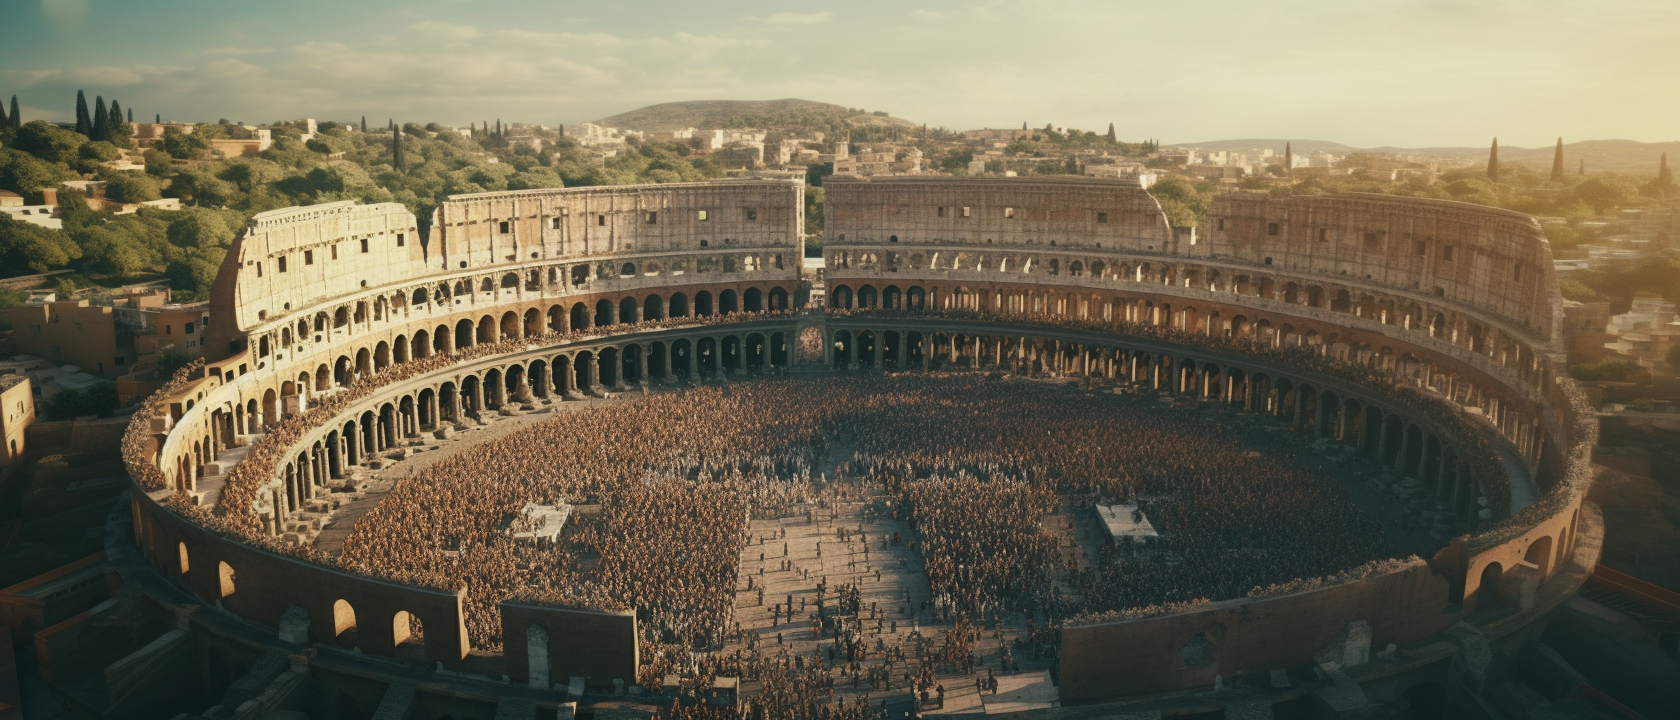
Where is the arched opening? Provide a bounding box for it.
[695,291,715,317]
[218,561,236,598]
[644,294,665,320]
[455,319,474,349]
[620,296,639,324]
[595,299,614,327]
[719,289,739,314]
[333,599,358,641]
[769,286,789,311]
[829,285,853,309]
[1524,536,1555,581]
[670,293,690,317]
[1478,562,1503,609]
[393,611,424,648]
[744,286,763,312]
[177,542,190,575]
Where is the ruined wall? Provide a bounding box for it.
[1207,193,1560,343]
[823,176,1173,250]
[207,202,423,356]
[500,603,638,689]
[1059,562,1454,702]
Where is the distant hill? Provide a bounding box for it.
[1168,138,1678,175]
[593,99,917,133]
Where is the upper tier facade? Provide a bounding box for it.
[207,180,805,359]
[823,177,1559,346]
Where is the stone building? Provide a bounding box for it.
[0,374,33,464]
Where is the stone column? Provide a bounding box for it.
[637,343,650,382]
[872,332,884,368]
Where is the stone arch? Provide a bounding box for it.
[620,296,640,324]
[719,288,739,314]
[500,311,520,340]
[644,294,665,320]
[333,599,358,640]
[218,561,236,598]
[455,319,474,349]
[177,542,190,575]
[695,291,715,316]
[830,285,853,309]
[570,303,590,331]
[670,292,690,317]
[744,286,763,312]
[1525,535,1555,581]
[392,611,424,648]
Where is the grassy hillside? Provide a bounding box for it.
[593,99,917,134]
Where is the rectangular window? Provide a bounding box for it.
[304,249,314,264]
[1216,218,1225,231]
[697,210,709,221]
[1416,240,1427,256]
[256,262,263,277]
[1266,222,1279,236]
[1512,263,1523,282]
[278,256,288,272]
[550,217,561,230]
[937,207,946,217]
[961,206,971,218]
[361,238,369,253]
[1442,244,1455,262]
[185,321,195,334]
[396,233,405,247]
[331,245,338,260]
[1004,207,1016,219]
[598,214,606,226]
[498,221,510,234]
[647,212,658,224]
[1317,228,1329,242]
[745,208,758,221]
[1098,212,1109,224]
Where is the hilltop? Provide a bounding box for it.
[592,99,918,134]
[1168,138,1678,175]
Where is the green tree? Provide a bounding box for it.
[1569,176,1639,214]
[74,90,90,136]
[1147,175,1211,227]
[166,210,234,251]
[155,349,192,378]
[91,95,108,141]
[1550,138,1564,182]
[166,253,223,301]
[12,120,87,164]
[0,148,77,198]
[161,127,212,160]
[0,215,82,274]
[1487,137,1499,183]
[7,96,18,130]
[102,171,161,203]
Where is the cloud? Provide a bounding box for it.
[763,11,833,25]
[68,66,145,86]
[198,47,275,57]
[910,10,946,20]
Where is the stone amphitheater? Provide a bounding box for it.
[110,176,1598,719]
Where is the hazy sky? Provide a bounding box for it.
[1,0,1673,147]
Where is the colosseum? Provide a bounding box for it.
[94,175,1596,719]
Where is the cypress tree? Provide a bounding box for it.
[1487,138,1499,183]
[1106,122,1116,142]
[126,107,132,123]
[106,98,123,139]
[1660,153,1673,187]
[10,96,19,129]
[155,113,161,124]
[91,95,108,141]
[361,116,367,133]
[392,123,403,171]
[74,89,90,135]
[1284,142,1293,174]
[0,98,7,128]
[1550,137,1564,182]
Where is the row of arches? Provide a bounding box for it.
[829,251,1546,387]
[268,330,794,532]
[827,283,1547,472]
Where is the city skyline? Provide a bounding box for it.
[1,0,1674,148]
